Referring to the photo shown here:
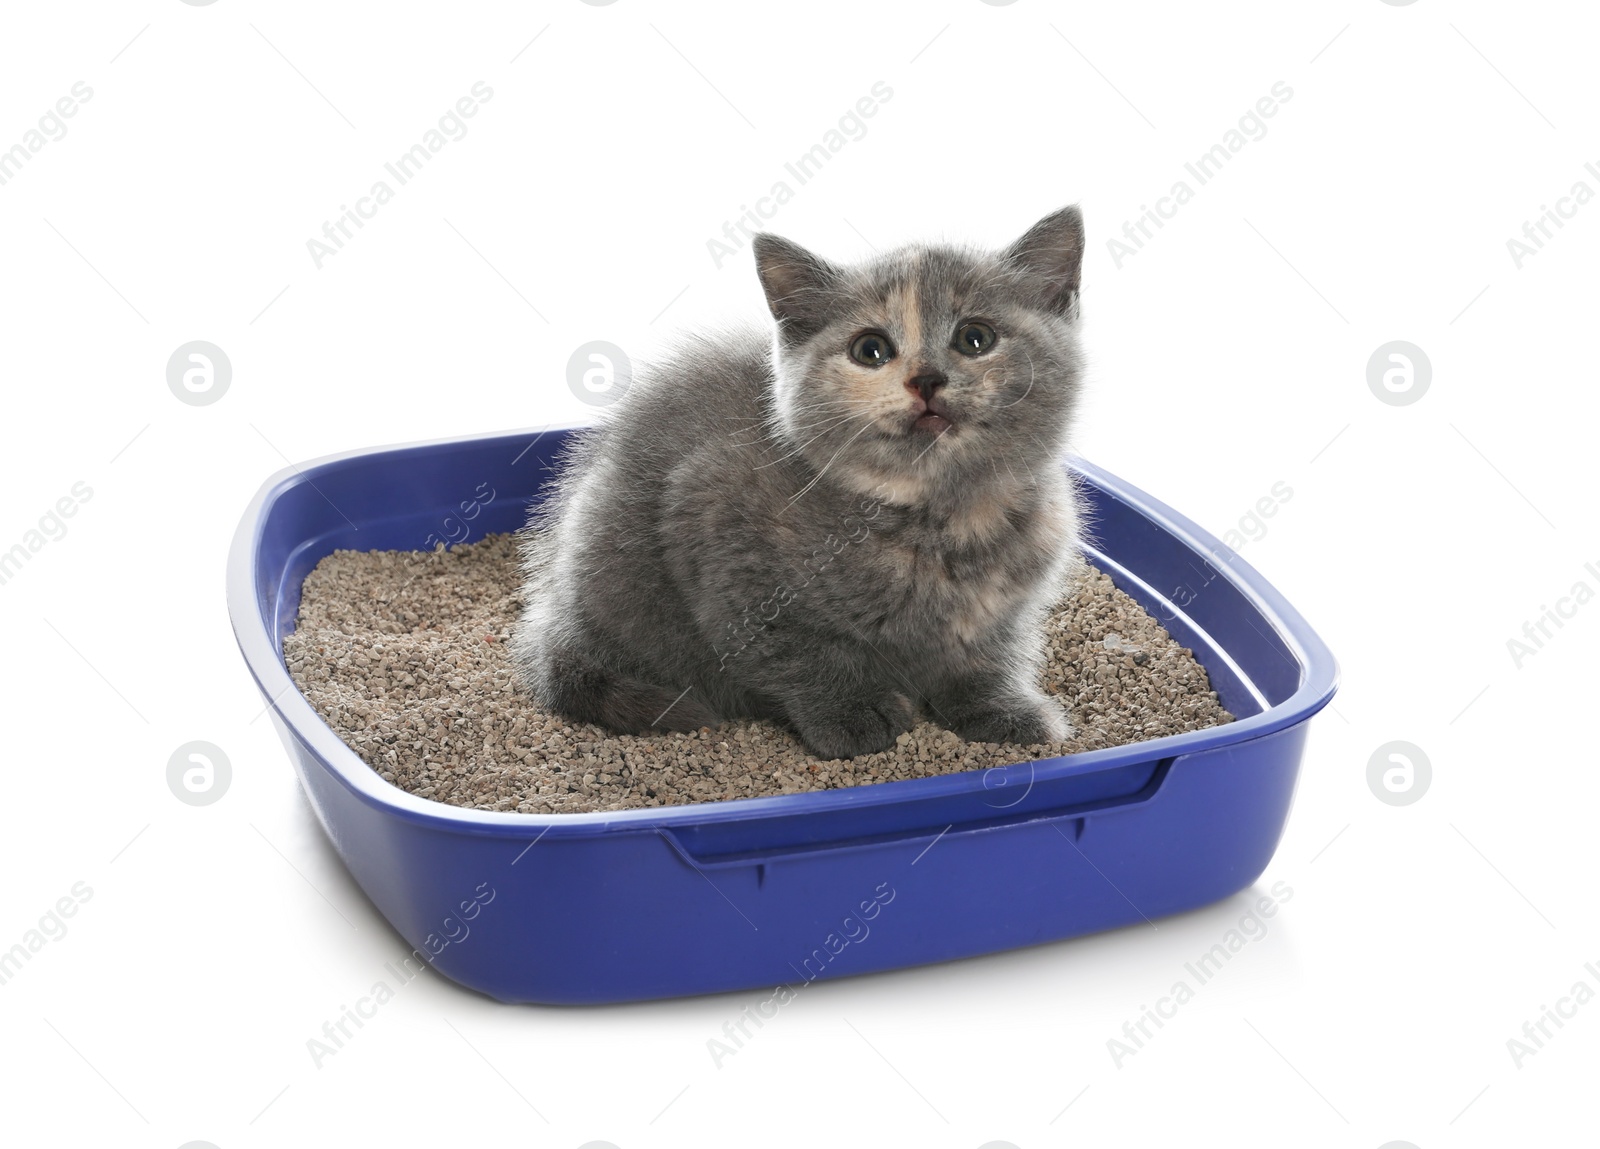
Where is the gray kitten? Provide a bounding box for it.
[511,206,1087,759]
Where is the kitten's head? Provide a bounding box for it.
[753,206,1086,506]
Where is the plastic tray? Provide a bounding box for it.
[227,425,1336,1004]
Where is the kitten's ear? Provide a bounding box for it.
[753,233,841,340]
[1002,205,1086,318]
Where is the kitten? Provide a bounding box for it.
[511,206,1088,760]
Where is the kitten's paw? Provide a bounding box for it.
[794,692,916,760]
[953,697,1072,747]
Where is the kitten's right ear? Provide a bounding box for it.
[1002,205,1086,319]
[753,233,841,341]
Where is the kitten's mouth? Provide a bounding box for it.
[908,397,955,436]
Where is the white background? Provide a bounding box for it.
[1,1,1595,1146]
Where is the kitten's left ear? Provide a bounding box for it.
[1002,205,1086,318]
[753,233,842,341]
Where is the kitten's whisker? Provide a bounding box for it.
[1020,431,1054,486]
[753,410,868,470]
[732,402,860,455]
[765,399,860,429]
[994,349,1038,409]
[781,419,876,513]
[909,422,952,465]
[729,399,854,435]
[758,409,861,444]
[748,404,866,457]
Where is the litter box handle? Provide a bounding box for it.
[655,755,1175,868]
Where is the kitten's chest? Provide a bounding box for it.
[864,490,1074,648]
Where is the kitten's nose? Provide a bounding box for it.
[906,372,947,404]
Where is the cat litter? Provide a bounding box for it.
[284,532,1233,814]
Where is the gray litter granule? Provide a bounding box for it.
[284,534,1233,814]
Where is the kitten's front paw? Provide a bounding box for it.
[794,692,916,760]
[953,697,1072,747]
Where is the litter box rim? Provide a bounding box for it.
[227,423,1338,840]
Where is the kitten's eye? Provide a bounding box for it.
[848,331,896,367]
[953,321,997,356]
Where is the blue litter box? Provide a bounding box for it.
[227,426,1336,1004]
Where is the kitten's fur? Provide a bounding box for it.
[512,206,1088,759]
